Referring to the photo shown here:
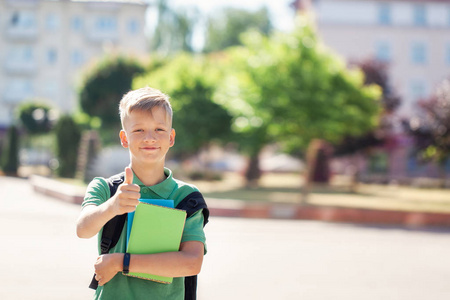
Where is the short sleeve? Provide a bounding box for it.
[181,209,207,254]
[82,177,110,208]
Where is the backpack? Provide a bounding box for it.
[89,172,209,300]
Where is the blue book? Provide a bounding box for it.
[127,199,174,248]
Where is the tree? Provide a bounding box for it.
[214,15,381,185]
[203,7,272,53]
[134,54,233,160]
[1,125,19,176]
[79,55,145,138]
[404,77,450,185]
[54,115,81,178]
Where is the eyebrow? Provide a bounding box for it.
[129,121,170,128]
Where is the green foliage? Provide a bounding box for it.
[203,7,273,53]
[1,125,19,176]
[79,55,145,130]
[17,102,54,135]
[54,115,82,178]
[214,15,381,156]
[134,54,233,158]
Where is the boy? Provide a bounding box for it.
[76,87,207,300]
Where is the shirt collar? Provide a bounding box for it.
[132,167,176,199]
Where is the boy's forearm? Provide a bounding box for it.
[102,241,204,278]
[130,243,204,277]
[76,202,116,239]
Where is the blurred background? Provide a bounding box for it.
[1,0,450,210]
[2,1,450,299]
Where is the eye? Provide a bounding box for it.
[156,128,166,132]
[133,129,144,133]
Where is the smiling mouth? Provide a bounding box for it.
[141,145,160,151]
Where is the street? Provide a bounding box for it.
[1,176,450,299]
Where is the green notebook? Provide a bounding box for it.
[125,202,187,284]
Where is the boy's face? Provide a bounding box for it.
[119,107,175,167]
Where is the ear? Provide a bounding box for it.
[169,128,176,147]
[120,130,129,148]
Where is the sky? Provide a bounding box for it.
[169,0,296,31]
[146,0,296,50]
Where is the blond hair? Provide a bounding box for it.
[119,87,173,127]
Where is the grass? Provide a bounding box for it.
[197,172,450,214]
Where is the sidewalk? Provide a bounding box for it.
[30,175,450,228]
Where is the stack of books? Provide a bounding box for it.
[125,199,186,284]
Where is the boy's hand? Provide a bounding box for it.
[109,167,140,215]
[94,253,123,286]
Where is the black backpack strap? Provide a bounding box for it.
[89,173,126,290]
[176,191,209,226]
[184,274,198,300]
[176,191,209,300]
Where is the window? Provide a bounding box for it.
[413,4,426,26]
[46,14,58,31]
[9,46,34,63]
[375,41,391,62]
[23,46,33,61]
[410,80,427,101]
[411,42,427,65]
[44,81,58,97]
[71,50,84,66]
[448,7,450,26]
[71,16,83,32]
[447,44,450,65]
[378,3,391,25]
[8,79,33,101]
[96,16,117,32]
[47,48,57,64]
[128,19,139,34]
[10,11,36,29]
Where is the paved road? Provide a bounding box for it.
[2,176,450,300]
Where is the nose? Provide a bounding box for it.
[143,131,156,142]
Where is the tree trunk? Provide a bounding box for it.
[301,139,333,203]
[245,153,261,188]
[438,162,447,188]
[350,153,360,193]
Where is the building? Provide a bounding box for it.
[0,0,148,129]
[305,0,450,118]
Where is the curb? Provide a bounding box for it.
[208,201,450,228]
[30,175,85,205]
[30,175,450,228]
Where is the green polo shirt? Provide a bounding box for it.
[82,168,206,300]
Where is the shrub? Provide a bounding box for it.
[18,102,54,135]
[1,125,19,176]
[54,115,81,178]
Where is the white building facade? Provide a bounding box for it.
[0,0,148,128]
[310,0,450,118]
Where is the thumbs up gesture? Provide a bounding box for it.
[110,167,141,215]
[124,166,134,185]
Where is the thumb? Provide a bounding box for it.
[124,167,133,184]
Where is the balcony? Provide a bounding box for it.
[4,60,37,75]
[5,0,39,9]
[87,30,119,43]
[3,90,34,104]
[5,26,38,41]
